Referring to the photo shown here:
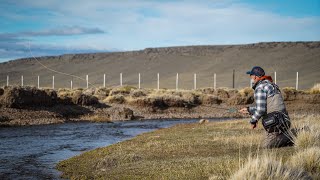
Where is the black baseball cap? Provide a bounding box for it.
[246,66,265,77]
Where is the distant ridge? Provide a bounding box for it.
[1,41,320,89]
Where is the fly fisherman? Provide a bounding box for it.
[239,66,293,148]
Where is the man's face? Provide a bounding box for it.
[250,75,257,82]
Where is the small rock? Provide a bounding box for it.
[199,119,209,124]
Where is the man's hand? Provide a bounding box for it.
[250,120,258,129]
[239,107,249,115]
[251,123,257,129]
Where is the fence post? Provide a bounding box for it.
[138,73,141,89]
[52,76,55,89]
[21,75,24,86]
[232,69,235,89]
[214,73,216,90]
[37,75,40,89]
[120,73,123,86]
[296,72,299,90]
[86,75,89,89]
[157,73,160,90]
[194,73,197,90]
[274,71,277,84]
[7,75,9,86]
[176,73,179,90]
[103,74,106,88]
[71,80,73,90]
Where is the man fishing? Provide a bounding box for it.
[239,66,293,148]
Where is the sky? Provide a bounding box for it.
[0,0,319,62]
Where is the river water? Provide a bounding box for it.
[0,119,211,180]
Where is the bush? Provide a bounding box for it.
[130,89,148,98]
[109,86,136,96]
[200,95,222,105]
[0,86,58,108]
[282,87,298,101]
[239,87,254,97]
[72,91,99,106]
[104,95,126,104]
[94,88,111,100]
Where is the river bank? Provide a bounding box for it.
[1,85,320,126]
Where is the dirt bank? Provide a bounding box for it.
[0,86,319,126]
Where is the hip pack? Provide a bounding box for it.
[262,111,291,133]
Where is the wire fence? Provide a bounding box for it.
[1,71,303,90]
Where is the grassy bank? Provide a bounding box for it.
[1,84,319,126]
[56,115,320,179]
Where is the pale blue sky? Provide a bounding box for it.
[0,0,319,62]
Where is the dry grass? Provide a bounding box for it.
[57,115,320,179]
[104,94,126,104]
[229,155,311,180]
[309,83,320,94]
[58,116,314,179]
[238,87,253,97]
[292,116,320,149]
[57,88,82,97]
[289,147,320,178]
[109,86,137,96]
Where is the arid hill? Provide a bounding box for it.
[1,41,319,89]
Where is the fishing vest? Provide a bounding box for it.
[257,80,286,114]
[257,80,290,133]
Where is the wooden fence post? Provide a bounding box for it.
[86,75,89,89]
[232,69,235,89]
[157,73,160,90]
[194,73,197,90]
[296,72,299,90]
[214,73,216,90]
[138,73,141,89]
[52,76,55,89]
[120,73,123,86]
[176,73,179,90]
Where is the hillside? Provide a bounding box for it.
[1,41,320,89]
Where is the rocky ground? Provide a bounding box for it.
[0,86,319,126]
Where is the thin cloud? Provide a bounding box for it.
[21,26,105,36]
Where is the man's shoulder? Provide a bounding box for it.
[255,80,273,92]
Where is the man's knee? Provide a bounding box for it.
[263,132,293,149]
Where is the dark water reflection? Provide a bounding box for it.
[0,118,230,180]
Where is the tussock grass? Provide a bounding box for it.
[289,147,320,178]
[230,155,311,180]
[238,87,253,97]
[109,85,137,96]
[309,83,320,94]
[104,94,126,104]
[292,116,320,149]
